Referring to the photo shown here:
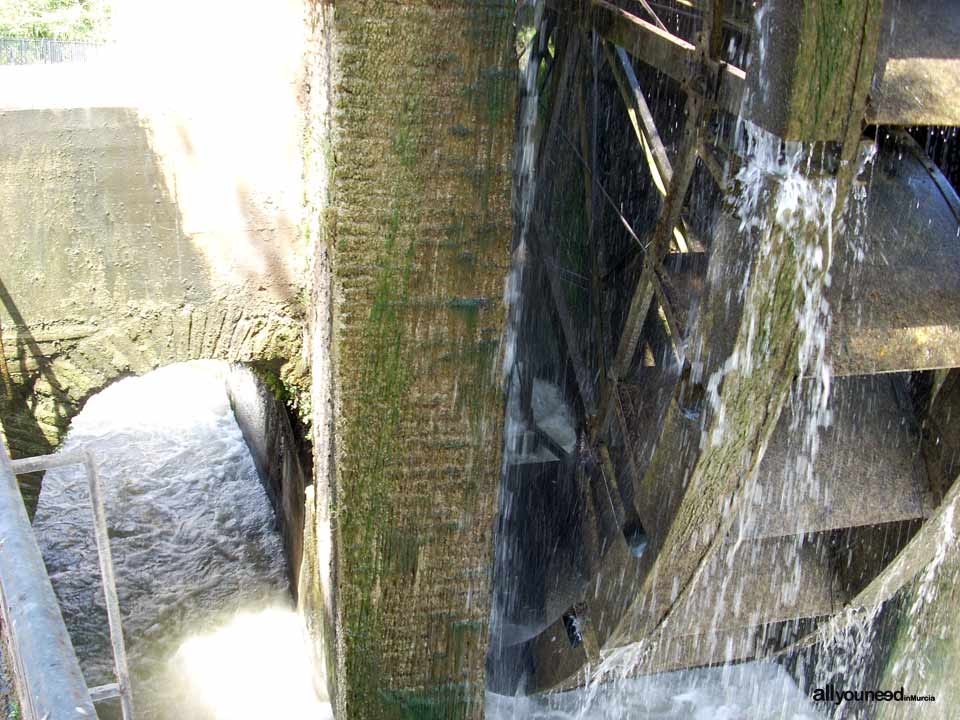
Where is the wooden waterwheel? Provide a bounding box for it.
[489,0,960,694]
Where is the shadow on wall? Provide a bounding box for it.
[0,278,63,513]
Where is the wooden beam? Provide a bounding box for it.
[696,140,726,193]
[703,0,725,59]
[610,90,702,381]
[738,0,881,141]
[868,0,960,126]
[775,466,960,661]
[585,0,746,115]
[634,0,668,32]
[533,215,598,416]
[589,0,694,85]
[535,29,581,184]
[610,264,657,381]
[603,42,672,195]
[652,266,684,362]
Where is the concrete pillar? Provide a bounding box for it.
[303,1,515,717]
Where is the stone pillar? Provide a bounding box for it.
[304,1,515,717]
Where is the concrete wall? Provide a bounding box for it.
[226,363,311,593]
[0,0,309,461]
[302,1,515,717]
[0,108,305,465]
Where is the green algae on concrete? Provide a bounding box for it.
[307,0,515,716]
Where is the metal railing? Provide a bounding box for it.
[0,37,109,65]
[0,442,134,719]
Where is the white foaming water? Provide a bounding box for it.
[33,361,327,719]
[486,662,824,720]
[170,606,332,719]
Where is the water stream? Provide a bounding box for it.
[33,361,328,719]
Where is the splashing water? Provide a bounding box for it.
[705,122,838,458]
[32,361,327,718]
[487,662,823,720]
[499,0,544,392]
[170,606,332,719]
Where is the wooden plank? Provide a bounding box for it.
[664,536,842,637]
[584,0,746,117]
[827,134,960,376]
[607,196,819,649]
[588,0,695,85]
[703,0,725,60]
[776,470,960,660]
[603,42,672,195]
[696,141,726,192]
[740,0,881,141]
[741,375,933,540]
[611,263,658,380]
[850,473,960,609]
[610,90,702,381]
[651,267,684,362]
[868,0,960,126]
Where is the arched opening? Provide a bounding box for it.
[28,360,326,718]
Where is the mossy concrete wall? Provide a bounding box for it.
[302,0,515,717]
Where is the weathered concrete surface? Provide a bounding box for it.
[226,364,311,593]
[0,107,306,466]
[301,0,515,717]
[0,0,310,464]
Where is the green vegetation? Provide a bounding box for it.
[0,0,111,40]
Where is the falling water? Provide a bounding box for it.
[499,0,545,393]
[490,0,546,651]
[483,0,960,714]
[32,362,329,719]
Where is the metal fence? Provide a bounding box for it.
[0,37,108,65]
[0,443,133,719]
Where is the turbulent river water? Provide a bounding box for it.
[33,362,328,719]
